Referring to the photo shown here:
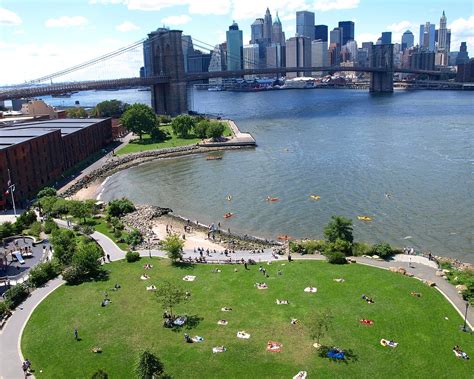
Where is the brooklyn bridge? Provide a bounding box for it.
[0,29,444,115]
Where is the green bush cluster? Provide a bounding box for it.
[441,263,474,305]
[126,251,141,262]
[0,210,37,239]
[28,261,60,288]
[28,221,43,238]
[107,198,135,218]
[4,283,29,309]
[290,240,326,255]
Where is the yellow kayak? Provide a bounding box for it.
[310,195,321,200]
[358,216,373,221]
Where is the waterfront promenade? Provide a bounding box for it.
[0,220,472,379]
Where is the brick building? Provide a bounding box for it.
[0,118,112,207]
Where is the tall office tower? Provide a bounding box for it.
[420,22,435,51]
[329,27,342,65]
[243,44,260,79]
[401,30,414,51]
[311,39,328,74]
[263,7,273,42]
[266,43,285,68]
[208,43,227,84]
[344,40,358,62]
[338,21,355,45]
[357,47,369,67]
[251,18,264,43]
[286,36,311,78]
[314,25,328,42]
[456,42,470,64]
[272,12,286,46]
[226,21,243,70]
[438,11,448,51]
[296,11,315,39]
[381,32,392,44]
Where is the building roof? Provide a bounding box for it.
[0,118,109,150]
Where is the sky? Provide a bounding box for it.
[0,0,473,84]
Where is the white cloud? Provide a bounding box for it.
[313,0,359,12]
[449,16,474,54]
[189,0,230,15]
[231,1,306,20]
[0,7,22,26]
[387,20,412,33]
[280,13,296,21]
[161,15,191,26]
[116,21,140,32]
[356,33,380,44]
[45,16,88,28]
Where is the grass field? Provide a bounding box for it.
[116,124,233,155]
[22,260,472,378]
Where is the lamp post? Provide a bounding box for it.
[7,169,17,217]
[462,302,470,333]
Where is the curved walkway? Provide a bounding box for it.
[1,227,472,379]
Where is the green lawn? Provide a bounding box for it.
[116,123,233,155]
[22,260,472,378]
[72,216,129,250]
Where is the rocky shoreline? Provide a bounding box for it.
[121,205,279,251]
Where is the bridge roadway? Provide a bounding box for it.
[0,66,443,101]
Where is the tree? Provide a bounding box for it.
[67,107,88,118]
[307,309,333,345]
[324,238,352,256]
[37,187,57,198]
[158,115,172,124]
[324,216,353,244]
[92,99,129,118]
[370,242,393,259]
[107,198,135,218]
[121,103,157,140]
[68,200,93,224]
[171,115,195,138]
[156,280,188,318]
[206,121,225,140]
[161,234,184,262]
[193,120,210,138]
[72,238,103,278]
[135,350,166,379]
[126,229,143,249]
[51,228,77,265]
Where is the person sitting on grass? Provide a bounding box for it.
[453,345,469,359]
[184,333,193,343]
[361,294,374,304]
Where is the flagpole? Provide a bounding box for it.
[7,169,17,217]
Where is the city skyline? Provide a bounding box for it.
[0,0,473,84]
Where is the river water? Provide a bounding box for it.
[44,89,474,262]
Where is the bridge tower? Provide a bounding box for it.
[148,29,187,115]
[369,44,394,92]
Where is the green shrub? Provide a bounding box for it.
[44,219,58,234]
[113,229,122,238]
[290,240,326,255]
[62,265,83,285]
[28,221,43,237]
[324,238,352,256]
[126,229,143,248]
[4,283,29,308]
[107,198,135,218]
[352,242,372,256]
[370,243,393,259]
[325,251,347,264]
[91,369,109,379]
[37,187,57,198]
[0,301,9,318]
[126,251,141,262]
[0,221,15,239]
[28,261,60,288]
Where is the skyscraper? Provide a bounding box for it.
[438,11,448,52]
[311,39,328,75]
[314,25,328,42]
[401,30,414,51]
[456,42,470,65]
[272,13,286,45]
[329,27,342,65]
[251,18,264,44]
[266,43,285,68]
[243,44,260,79]
[381,32,392,44]
[296,11,315,39]
[226,21,243,71]
[286,36,311,78]
[338,21,355,45]
[263,8,272,43]
[420,22,435,51]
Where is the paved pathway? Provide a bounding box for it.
[1,225,472,378]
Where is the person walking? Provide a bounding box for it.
[74,328,79,340]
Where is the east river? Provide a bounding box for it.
[45,88,474,262]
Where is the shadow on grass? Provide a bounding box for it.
[170,314,203,333]
[172,261,195,270]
